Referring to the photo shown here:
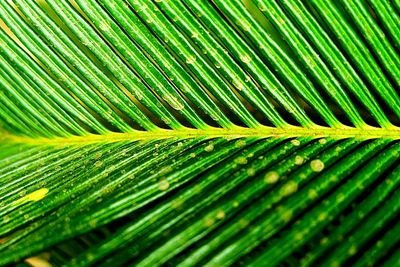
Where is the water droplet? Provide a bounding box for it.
[264,171,280,184]
[204,217,215,227]
[163,95,184,110]
[281,181,298,196]
[308,189,318,199]
[247,168,256,176]
[318,212,328,221]
[239,219,249,228]
[320,237,329,245]
[329,175,338,182]
[190,153,196,158]
[162,117,172,125]
[160,166,173,175]
[234,156,248,165]
[204,144,214,152]
[319,138,327,144]
[240,55,251,64]
[280,209,293,222]
[136,91,143,100]
[291,139,301,146]
[295,232,304,241]
[232,79,245,91]
[216,210,226,219]
[186,55,196,64]
[3,215,10,223]
[238,19,251,31]
[336,193,345,202]
[171,199,184,210]
[210,113,220,121]
[95,161,103,168]
[348,245,357,255]
[235,140,246,147]
[294,155,304,165]
[89,219,98,227]
[158,179,170,191]
[310,159,324,172]
[258,2,267,11]
[99,22,110,31]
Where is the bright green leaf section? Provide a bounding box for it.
[1,0,400,266]
[1,0,400,137]
[0,137,399,266]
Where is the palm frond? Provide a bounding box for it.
[0,0,399,266]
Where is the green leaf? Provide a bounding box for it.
[1,0,399,266]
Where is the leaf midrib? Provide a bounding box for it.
[2,125,400,145]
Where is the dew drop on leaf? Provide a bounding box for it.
[318,212,328,222]
[291,139,301,146]
[235,140,246,147]
[240,54,251,64]
[216,210,226,219]
[319,138,327,144]
[280,209,293,223]
[163,95,184,110]
[95,161,103,168]
[320,237,329,245]
[158,179,170,191]
[336,193,346,202]
[310,159,324,172]
[204,217,215,227]
[99,22,110,31]
[281,181,298,196]
[294,155,304,165]
[239,219,249,228]
[348,245,357,256]
[264,171,280,184]
[186,55,196,64]
[247,168,256,176]
[3,215,10,223]
[160,166,173,175]
[210,113,221,121]
[238,19,251,31]
[308,189,318,199]
[204,144,214,152]
[232,78,245,91]
[234,156,248,165]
